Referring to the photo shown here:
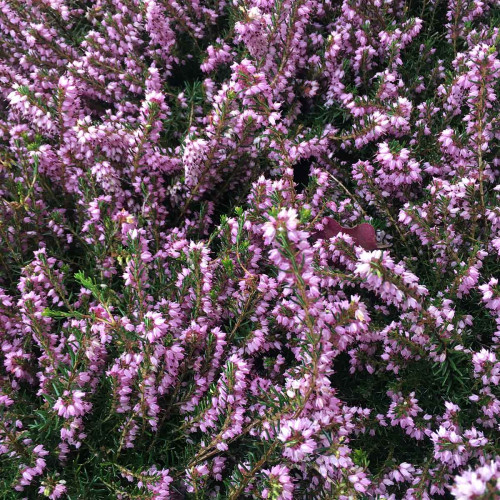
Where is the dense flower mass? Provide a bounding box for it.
[0,0,499,498]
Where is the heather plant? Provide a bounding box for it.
[0,0,499,499]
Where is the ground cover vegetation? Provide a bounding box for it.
[0,0,499,498]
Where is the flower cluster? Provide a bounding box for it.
[0,0,499,498]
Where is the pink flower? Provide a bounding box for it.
[53,391,91,419]
[278,418,319,462]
